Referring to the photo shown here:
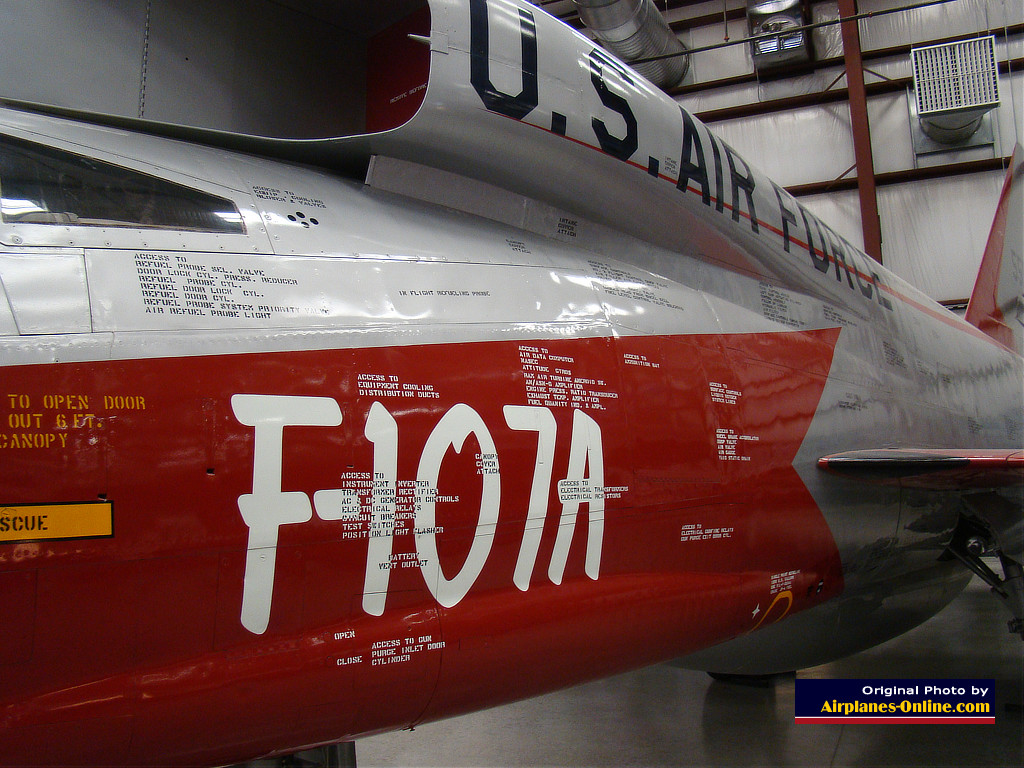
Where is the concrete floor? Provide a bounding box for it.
[356,576,1023,767]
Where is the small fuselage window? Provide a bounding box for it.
[0,133,245,233]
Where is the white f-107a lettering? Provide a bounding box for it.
[231,394,606,634]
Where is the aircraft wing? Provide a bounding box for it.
[818,448,1024,489]
[819,448,1022,604]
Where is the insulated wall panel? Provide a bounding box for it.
[867,91,916,174]
[684,16,752,83]
[706,105,856,187]
[877,170,1006,301]
[858,0,1022,52]
[679,64,851,114]
[994,70,1024,151]
[798,190,865,253]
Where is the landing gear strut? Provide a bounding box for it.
[947,515,1024,639]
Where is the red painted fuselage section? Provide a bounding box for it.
[0,330,841,765]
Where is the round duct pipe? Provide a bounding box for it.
[919,111,987,145]
[572,0,688,89]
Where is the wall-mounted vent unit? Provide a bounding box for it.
[911,36,1000,146]
[746,0,812,72]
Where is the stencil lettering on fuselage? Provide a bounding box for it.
[466,0,895,314]
[231,395,607,634]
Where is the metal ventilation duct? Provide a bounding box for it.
[912,37,1000,145]
[572,0,688,89]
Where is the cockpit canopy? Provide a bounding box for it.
[0,134,244,233]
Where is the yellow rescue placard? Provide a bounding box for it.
[0,502,113,543]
